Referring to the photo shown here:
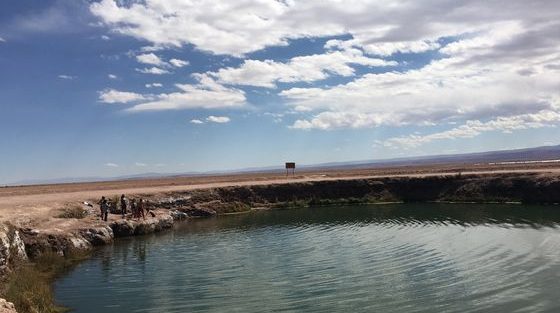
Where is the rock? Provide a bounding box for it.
[134,220,156,235]
[110,220,136,237]
[0,298,17,313]
[69,236,91,250]
[136,214,174,234]
[79,226,113,246]
[0,223,28,274]
[110,214,174,237]
[170,210,188,220]
[154,215,174,231]
[151,196,192,210]
[18,228,97,259]
[19,232,65,259]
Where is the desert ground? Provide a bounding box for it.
[1,162,560,233]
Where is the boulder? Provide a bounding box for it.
[110,214,174,237]
[134,220,156,235]
[79,226,113,246]
[170,210,188,220]
[18,230,75,259]
[151,196,192,209]
[0,223,27,274]
[0,298,17,313]
[110,220,136,237]
[154,215,174,231]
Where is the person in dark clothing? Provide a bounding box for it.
[131,198,138,219]
[138,198,146,220]
[97,196,105,219]
[120,194,127,218]
[98,196,109,221]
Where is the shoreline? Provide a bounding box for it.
[2,171,560,312]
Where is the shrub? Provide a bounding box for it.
[4,264,62,313]
[56,205,87,219]
[222,201,251,213]
[2,250,90,313]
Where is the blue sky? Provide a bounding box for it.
[1,0,559,184]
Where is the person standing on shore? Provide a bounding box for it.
[98,196,109,221]
[131,198,138,219]
[138,198,146,220]
[97,196,105,219]
[120,194,127,218]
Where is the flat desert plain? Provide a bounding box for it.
[1,162,560,232]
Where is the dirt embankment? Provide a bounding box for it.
[152,173,560,214]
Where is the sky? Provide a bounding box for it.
[0,0,559,184]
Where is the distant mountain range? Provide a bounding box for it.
[303,144,560,170]
[8,144,560,186]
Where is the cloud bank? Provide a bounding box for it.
[91,0,560,148]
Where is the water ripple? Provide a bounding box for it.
[56,204,560,312]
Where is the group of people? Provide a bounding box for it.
[98,194,147,221]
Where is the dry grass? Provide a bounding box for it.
[56,205,87,219]
[2,250,90,313]
[4,264,63,313]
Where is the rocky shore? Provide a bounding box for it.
[1,211,180,271]
[1,173,559,312]
[3,173,560,271]
[149,173,560,213]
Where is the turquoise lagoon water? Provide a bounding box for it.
[55,204,560,312]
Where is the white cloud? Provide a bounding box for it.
[90,0,560,141]
[136,53,166,66]
[381,111,560,149]
[169,58,189,67]
[58,74,75,80]
[141,46,164,52]
[0,37,5,42]
[101,35,110,40]
[291,112,388,130]
[286,23,560,130]
[136,54,187,69]
[206,116,230,123]
[127,74,246,112]
[209,49,396,88]
[135,162,147,167]
[190,119,204,124]
[89,0,560,57]
[145,83,163,88]
[136,67,170,75]
[98,89,146,104]
[105,162,119,167]
[108,74,117,79]
[325,39,441,57]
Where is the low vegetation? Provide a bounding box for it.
[221,201,251,214]
[1,250,90,313]
[56,205,87,219]
[267,196,392,209]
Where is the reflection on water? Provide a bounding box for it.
[55,204,560,312]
